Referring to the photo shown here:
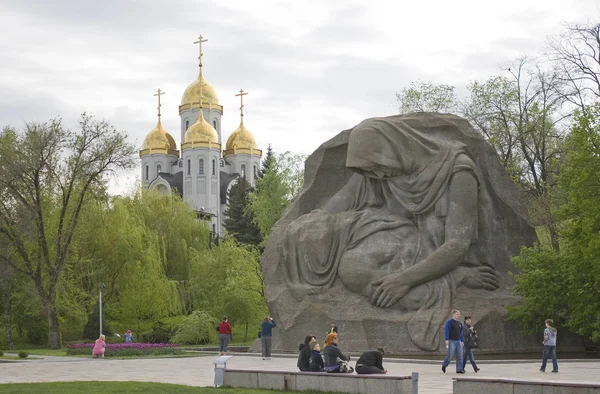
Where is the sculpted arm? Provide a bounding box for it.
[371,171,478,307]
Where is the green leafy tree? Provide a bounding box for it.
[509,103,600,340]
[223,176,261,246]
[170,310,218,345]
[0,115,136,348]
[396,81,458,114]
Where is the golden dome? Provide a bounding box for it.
[139,120,179,157]
[182,111,220,148]
[223,120,261,157]
[180,75,222,113]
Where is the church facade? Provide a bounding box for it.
[139,35,262,236]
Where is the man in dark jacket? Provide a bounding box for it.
[355,348,387,374]
[309,341,325,372]
[297,335,316,371]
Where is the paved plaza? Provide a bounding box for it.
[0,352,599,394]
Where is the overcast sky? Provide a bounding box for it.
[0,0,598,194]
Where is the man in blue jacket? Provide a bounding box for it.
[260,316,277,360]
[441,309,465,374]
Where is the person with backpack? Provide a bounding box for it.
[462,316,480,372]
[540,319,558,373]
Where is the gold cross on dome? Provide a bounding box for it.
[235,89,248,117]
[193,35,208,72]
[153,88,165,117]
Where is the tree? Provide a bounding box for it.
[509,104,600,340]
[0,260,16,350]
[0,115,136,348]
[223,176,261,246]
[259,144,276,177]
[396,81,458,114]
[548,20,600,109]
[249,151,306,239]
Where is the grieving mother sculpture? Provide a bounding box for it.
[261,113,538,353]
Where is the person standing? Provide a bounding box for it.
[218,316,232,356]
[462,316,480,372]
[327,321,338,335]
[441,309,465,374]
[124,330,134,343]
[540,319,558,373]
[260,316,277,360]
[355,348,387,374]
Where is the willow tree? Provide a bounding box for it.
[0,115,135,348]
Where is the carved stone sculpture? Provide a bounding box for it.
[261,113,555,354]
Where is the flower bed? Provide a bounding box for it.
[66,343,183,357]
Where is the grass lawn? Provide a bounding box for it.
[0,382,343,393]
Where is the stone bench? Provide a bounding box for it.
[454,376,600,394]
[223,368,417,394]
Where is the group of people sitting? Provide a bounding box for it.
[297,332,386,374]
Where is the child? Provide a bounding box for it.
[309,341,325,372]
[540,319,558,373]
[124,330,133,343]
[92,334,106,358]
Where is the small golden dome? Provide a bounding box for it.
[183,111,219,145]
[224,120,261,157]
[139,120,178,157]
[180,75,221,112]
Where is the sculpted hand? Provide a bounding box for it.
[459,266,500,290]
[370,275,411,308]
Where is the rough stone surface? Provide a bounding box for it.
[261,113,583,355]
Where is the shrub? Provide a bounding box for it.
[140,316,185,343]
[66,343,182,357]
[0,350,4,356]
[18,351,29,359]
[170,310,218,345]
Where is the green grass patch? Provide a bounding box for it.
[0,381,344,393]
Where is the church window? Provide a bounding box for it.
[241,164,246,178]
[212,223,216,234]
[212,159,216,176]
[185,120,189,130]
[213,119,217,130]
[253,165,257,180]
[145,165,149,180]
[187,159,191,175]
[157,164,161,174]
[199,159,204,175]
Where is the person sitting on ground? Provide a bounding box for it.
[323,333,351,371]
[298,335,317,371]
[92,334,106,358]
[309,341,325,372]
[356,348,387,374]
[124,330,133,343]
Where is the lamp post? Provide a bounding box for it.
[99,283,105,336]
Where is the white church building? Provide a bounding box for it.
[139,35,262,236]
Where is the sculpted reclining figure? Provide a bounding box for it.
[283,116,503,351]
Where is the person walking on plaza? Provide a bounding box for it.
[260,316,277,360]
[218,316,232,356]
[462,316,480,372]
[441,309,465,374]
[355,348,387,374]
[540,319,558,373]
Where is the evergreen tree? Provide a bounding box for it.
[259,144,276,177]
[223,176,262,245]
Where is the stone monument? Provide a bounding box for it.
[260,113,578,354]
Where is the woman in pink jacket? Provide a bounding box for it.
[92,334,106,358]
